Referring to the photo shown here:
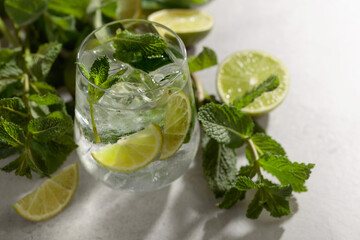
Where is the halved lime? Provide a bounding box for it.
[13,163,79,221]
[217,50,290,116]
[91,124,163,172]
[148,9,214,47]
[160,91,191,160]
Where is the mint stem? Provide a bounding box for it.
[247,139,263,177]
[0,17,20,47]
[87,99,100,143]
[22,74,33,120]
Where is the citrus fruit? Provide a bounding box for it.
[91,124,163,172]
[148,9,214,47]
[160,91,191,160]
[13,163,79,221]
[216,50,290,116]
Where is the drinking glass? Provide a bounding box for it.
[75,19,200,191]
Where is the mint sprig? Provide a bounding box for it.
[113,30,172,73]
[77,56,124,142]
[0,46,77,179]
[198,75,315,219]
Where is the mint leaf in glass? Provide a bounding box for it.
[113,30,172,73]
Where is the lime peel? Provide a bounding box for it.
[148,9,214,46]
[13,163,79,222]
[216,50,290,116]
[91,124,163,172]
[160,91,192,160]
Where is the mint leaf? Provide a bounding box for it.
[28,116,72,142]
[250,133,286,157]
[28,93,61,105]
[238,165,257,179]
[202,135,237,198]
[0,97,28,125]
[232,75,279,109]
[0,48,16,66]
[253,120,265,134]
[0,60,23,80]
[113,30,172,72]
[31,82,57,95]
[26,42,62,81]
[87,56,110,102]
[90,56,109,86]
[0,79,22,98]
[0,142,17,159]
[188,47,217,73]
[76,62,90,79]
[246,190,263,219]
[48,14,76,31]
[47,0,90,19]
[30,134,77,174]
[101,0,118,19]
[217,187,245,209]
[234,176,262,191]
[4,0,47,26]
[262,181,293,218]
[247,181,293,219]
[217,166,259,209]
[1,153,32,179]
[0,118,25,147]
[198,103,254,148]
[258,154,315,192]
[245,147,254,164]
[99,75,124,89]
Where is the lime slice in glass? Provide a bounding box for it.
[13,163,79,221]
[217,50,290,116]
[91,124,163,172]
[160,91,191,160]
[148,9,214,47]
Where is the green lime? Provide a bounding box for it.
[13,163,79,221]
[148,9,214,47]
[91,124,163,172]
[217,50,290,116]
[160,91,192,160]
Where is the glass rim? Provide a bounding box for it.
[76,19,188,97]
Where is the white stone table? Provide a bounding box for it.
[1,0,360,239]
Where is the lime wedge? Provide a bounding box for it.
[13,163,79,221]
[148,9,214,47]
[91,124,163,172]
[217,50,290,116]
[160,91,191,160]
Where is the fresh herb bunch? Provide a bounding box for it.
[189,48,315,219]
[0,0,100,177]
[0,44,77,178]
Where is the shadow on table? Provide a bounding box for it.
[0,152,171,240]
[202,198,298,240]
[72,163,172,240]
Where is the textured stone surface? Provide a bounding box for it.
[1,0,360,239]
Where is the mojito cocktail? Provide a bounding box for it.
[75,20,199,191]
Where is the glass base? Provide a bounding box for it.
[76,122,200,192]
